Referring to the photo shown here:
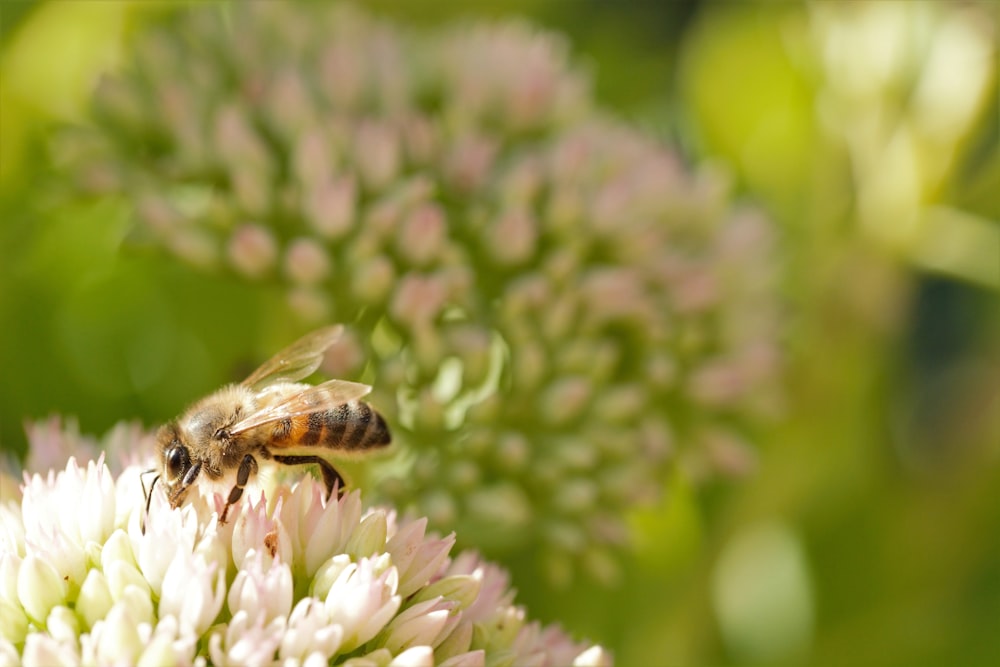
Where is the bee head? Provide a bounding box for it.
[155,423,198,508]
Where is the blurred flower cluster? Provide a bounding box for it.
[0,419,609,667]
[680,0,997,289]
[59,3,782,585]
[808,0,995,259]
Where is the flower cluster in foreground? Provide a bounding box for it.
[0,422,609,667]
[60,2,782,584]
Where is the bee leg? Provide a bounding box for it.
[169,461,202,508]
[220,454,258,524]
[318,460,347,500]
[271,454,346,500]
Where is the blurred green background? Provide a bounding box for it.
[1,1,998,665]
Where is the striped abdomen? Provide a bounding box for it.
[269,402,391,452]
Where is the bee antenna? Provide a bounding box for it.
[140,468,159,534]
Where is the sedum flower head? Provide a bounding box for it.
[61,3,782,585]
[0,419,609,666]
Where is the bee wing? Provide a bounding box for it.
[243,325,345,390]
[228,378,372,436]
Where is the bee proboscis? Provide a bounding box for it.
[141,326,391,531]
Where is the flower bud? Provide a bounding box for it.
[305,174,357,239]
[0,552,21,606]
[166,226,219,270]
[487,208,537,266]
[77,569,113,630]
[0,598,28,644]
[356,121,401,191]
[285,237,332,286]
[345,513,388,561]
[540,377,592,426]
[310,554,353,601]
[410,575,481,611]
[494,432,530,472]
[581,547,620,587]
[465,484,532,537]
[553,478,598,514]
[443,133,497,192]
[45,605,79,646]
[227,224,277,279]
[105,559,150,603]
[17,554,66,624]
[398,203,447,267]
[352,255,395,304]
[436,623,476,663]
[287,286,331,324]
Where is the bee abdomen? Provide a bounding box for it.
[322,402,391,451]
[272,417,293,443]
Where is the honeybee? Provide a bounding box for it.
[141,325,391,531]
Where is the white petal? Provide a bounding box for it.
[303,489,363,576]
[104,559,151,603]
[138,616,190,667]
[302,651,329,667]
[0,637,19,667]
[22,632,78,667]
[397,533,455,597]
[229,551,293,624]
[78,458,116,545]
[281,598,342,661]
[214,610,284,667]
[388,645,434,667]
[573,645,613,667]
[325,558,400,651]
[120,583,156,626]
[131,492,198,595]
[438,649,486,667]
[230,492,291,571]
[384,518,427,575]
[382,598,454,653]
[96,601,144,665]
[159,552,225,637]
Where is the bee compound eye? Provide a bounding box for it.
[165,445,189,480]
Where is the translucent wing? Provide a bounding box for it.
[243,325,345,390]
[229,378,372,436]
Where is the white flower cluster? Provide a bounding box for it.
[0,439,609,667]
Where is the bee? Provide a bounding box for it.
[141,325,391,531]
